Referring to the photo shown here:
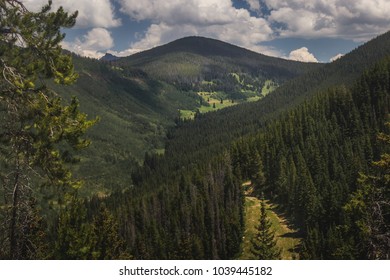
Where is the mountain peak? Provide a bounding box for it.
[141,36,263,58]
[100,52,119,62]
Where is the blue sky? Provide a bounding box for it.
[24,0,390,62]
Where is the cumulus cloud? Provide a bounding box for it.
[119,0,233,26]
[288,47,318,63]
[330,53,344,62]
[118,0,274,55]
[264,0,390,41]
[244,0,261,13]
[23,0,121,28]
[62,28,114,58]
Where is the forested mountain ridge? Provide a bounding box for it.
[115,36,321,95]
[118,36,319,79]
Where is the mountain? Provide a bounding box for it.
[120,36,313,69]
[100,52,119,62]
[55,37,320,194]
[117,36,321,85]
[163,31,390,168]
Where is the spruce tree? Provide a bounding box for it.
[250,199,281,259]
[251,150,266,193]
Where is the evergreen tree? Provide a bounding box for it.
[344,122,390,259]
[0,1,95,259]
[54,196,94,260]
[90,204,130,260]
[250,199,281,259]
[54,198,129,260]
[251,151,266,193]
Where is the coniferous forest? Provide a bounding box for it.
[0,1,389,260]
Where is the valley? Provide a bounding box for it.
[179,79,277,120]
[54,37,319,194]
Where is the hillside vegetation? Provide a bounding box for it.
[53,37,320,193]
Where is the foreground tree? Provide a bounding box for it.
[0,1,95,259]
[344,122,390,259]
[54,197,129,260]
[250,199,281,259]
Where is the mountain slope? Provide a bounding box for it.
[52,57,198,192]
[117,36,321,84]
[163,30,390,168]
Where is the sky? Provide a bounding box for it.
[23,0,390,63]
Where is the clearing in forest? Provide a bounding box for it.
[239,196,301,260]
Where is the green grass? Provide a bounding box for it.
[198,91,237,112]
[154,148,165,155]
[247,96,261,102]
[239,196,301,260]
[230,72,242,84]
[199,98,235,113]
[179,89,267,120]
[262,80,278,96]
[180,109,196,120]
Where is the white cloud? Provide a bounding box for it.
[288,47,318,62]
[269,7,335,37]
[330,53,344,62]
[118,0,275,56]
[244,0,261,13]
[23,0,121,28]
[79,28,114,50]
[62,28,114,58]
[264,0,390,41]
[119,0,233,26]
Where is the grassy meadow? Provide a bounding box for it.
[239,196,301,260]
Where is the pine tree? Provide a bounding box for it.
[54,196,94,260]
[90,204,130,260]
[344,122,390,259]
[54,197,130,260]
[250,199,281,260]
[0,1,95,259]
[250,150,266,193]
